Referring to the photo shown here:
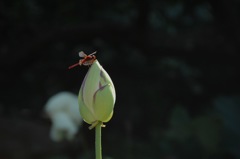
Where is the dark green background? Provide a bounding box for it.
[0,0,240,159]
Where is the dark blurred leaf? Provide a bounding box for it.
[166,106,192,141]
[192,115,222,153]
[214,96,240,158]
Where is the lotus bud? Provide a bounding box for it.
[78,60,116,129]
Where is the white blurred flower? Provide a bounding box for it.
[45,92,82,142]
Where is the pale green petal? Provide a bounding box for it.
[99,68,116,102]
[102,111,114,123]
[78,90,96,124]
[80,60,101,110]
[93,84,115,122]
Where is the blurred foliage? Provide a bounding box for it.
[0,0,240,159]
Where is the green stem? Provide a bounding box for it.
[95,121,102,159]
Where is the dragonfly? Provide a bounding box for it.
[68,51,97,69]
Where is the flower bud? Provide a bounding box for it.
[78,60,116,127]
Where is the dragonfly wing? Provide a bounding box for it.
[89,51,97,56]
[79,51,87,57]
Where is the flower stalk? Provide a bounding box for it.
[95,121,102,159]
